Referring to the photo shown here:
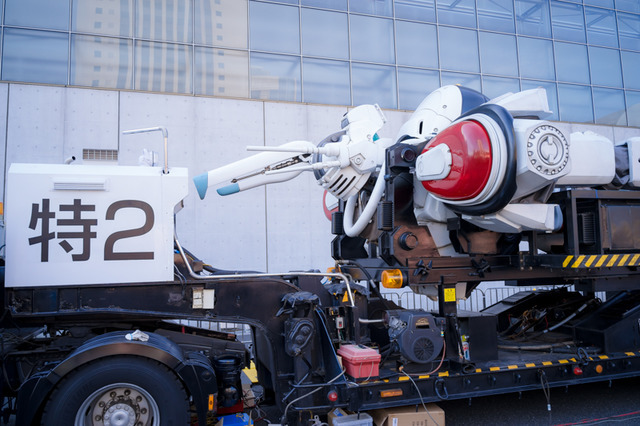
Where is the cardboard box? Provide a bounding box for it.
[328,407,350,425]
[337,344,381,379]
[370,404,445,426]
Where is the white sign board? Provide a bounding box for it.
[5,163,188,287]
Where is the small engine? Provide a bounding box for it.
[385,310,444,364]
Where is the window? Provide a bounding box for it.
[394,0,435,23]
[437,0,476,28]
[550,2,585,43]
[351,63,396,109]
[349,0,392,17]
[135,41,192,93]
[136,0,192,43]
[558,84,594,122]
[477,0,514,33]
[250,2,299,54]
[398,68,440,110]
[515,0,551,38]
[626,90,640,127]
[195,47,249,97]
[250,52,301,102]
[482,76,520,100]
[302,9,348,59]
[555,42,590,84]
[5,0,69,30]
[441,72,481,92]
[2,29,68,84]
[195,0,248,49]
[593,87,627,125]
[589,47,622,88]
[480,32,518,77]
[585,7,618,48]
[618,12,640,52]
[350,15,394,64]
[72,0,134,37]
[621,51,640,90]
[303,58,350,105]
[396,21,438,68]
[71,36,133,89]
[518,37,554,81]
[439,27,479,73]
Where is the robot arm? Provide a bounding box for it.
[194,104,390,203]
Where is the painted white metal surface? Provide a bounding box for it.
[5,163,188,287]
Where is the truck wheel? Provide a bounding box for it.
[41,356,190,425]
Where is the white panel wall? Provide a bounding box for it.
[1,83,639,277]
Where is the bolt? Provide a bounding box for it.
[136,396,142,402]
[99,401,106,407]
[124,389,131,396]
[141,408,147,414]
[110,391,117,398]
[95,415,102,421]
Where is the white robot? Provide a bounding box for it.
[194,86,640,254]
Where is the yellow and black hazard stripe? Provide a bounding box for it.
[562,254,640,269]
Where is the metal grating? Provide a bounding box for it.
[83,149,118,162]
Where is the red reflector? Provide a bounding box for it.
[421,120,492,201]
[327,390,338,402]
[573,366,583,376]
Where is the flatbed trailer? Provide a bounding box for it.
[3,86,640,425]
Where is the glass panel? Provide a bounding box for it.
[134,41,192,93]
[618,12,640,52]
[616,0,640,13]
[250,2,300,54]
[136,0,192,43]
[585,7,618,47]
[621,51,640,90]
[479,32,518,77]
[396,21,438,68]
[439,27,479,73]
[394,0,435,23]
[584,0,614,7]
[593,87,627,125]
[301,9,348,59]
[437,0,476,28]
[550,2,585,43]
[302,0,347,11]
[195,47,249,98]
[482,76,520,100]
[477,0,514,33]
[349,15,394,64]
[398,67,440,110]
[441,72,481,92]
[515,0,551,38]
[518,37,554,81]
[195,0,248,49]
[521,80,558,120]
[349,0,392,17]
[351,63,396,109]
[626,91,640,127]
[250,52,301,102]
[72,0,134,37]
[558,84,594,122]
[5,0,69,30]
[2,29,68,84]
[71,35,133,89]
[302,58,350,105]
[554,42,589,84]
[589,46,622,88]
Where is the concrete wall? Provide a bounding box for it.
[1,83,639,274]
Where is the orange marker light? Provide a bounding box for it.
[381,269,403,288]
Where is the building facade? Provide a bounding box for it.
[0,0,639,272]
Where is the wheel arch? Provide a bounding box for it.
[18,330,217,425]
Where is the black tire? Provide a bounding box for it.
[41,356,190,426]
